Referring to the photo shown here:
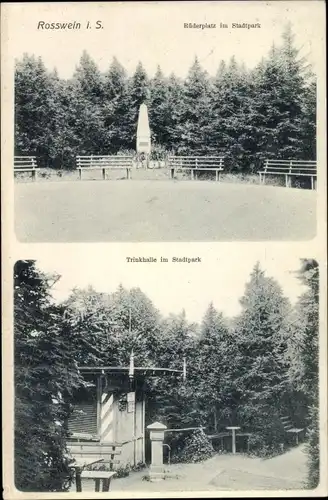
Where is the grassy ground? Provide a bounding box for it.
[69,445,308,493]
[14,167,286,186]
[15,178,316,242]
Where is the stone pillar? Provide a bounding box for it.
[226,426,240,454]
[147,422,167,481]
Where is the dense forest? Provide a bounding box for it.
[14,258,319,491]
[14,25,316,172]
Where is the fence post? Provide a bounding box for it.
[147,422,167,481]
[226,426,240,454]
[75,467,82,492]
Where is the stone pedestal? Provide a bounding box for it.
[147,421,167,481]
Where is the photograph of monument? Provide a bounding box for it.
[12,1,322,242]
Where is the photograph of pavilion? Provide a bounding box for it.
[13,248,321,492]
[11,1,322,242]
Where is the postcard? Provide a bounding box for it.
[1,1,327,498]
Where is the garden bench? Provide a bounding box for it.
[14,156,39,181]
[259,159,317,189]
[280,416,305,445]
[168,156,224,181]
[67,440,122,492]
[76,155,133,180]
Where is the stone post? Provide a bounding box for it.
[226,426,240,454]
[147,422,167,481]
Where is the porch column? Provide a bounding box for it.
[147,422,167,481]
[100,390,114,442]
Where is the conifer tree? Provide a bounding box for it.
[178,57,212,154]
[147,311,197,429]
[210,56,252,169]
[63,284,160,367]
[288,259,319,487]
[15,54,62,167]
[249,26,310,167]
[193,304,234,431]
[73,50,104,104]
[165,73,184,152]
[232,263,291,450]
[130,61,150,107]
[14,261,83,491]
[69,51,106,155]
[276,25,308,158]
[300,78,316,160]
[148,66,170,148]
[103,57,131,152]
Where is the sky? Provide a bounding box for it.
[28,243,314,323]
[5,1,325,79]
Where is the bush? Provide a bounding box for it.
[305,405,320,489]
[83,460,146,479]
[149,144,169,161]
[173,429,214,463]
[247,434,284,458]
[114,464,132,478]
[116,149,136,157]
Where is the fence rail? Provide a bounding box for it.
[167,156,224,181]
[76,155,134,180]
[259,159,317,189]
[14,156,39,181]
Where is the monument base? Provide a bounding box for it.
[148,465,165,481]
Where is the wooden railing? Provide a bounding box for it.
[168,156,224,181]
[14,156,38,181]
[259,159,317,189]
[76,155,134,180]
[68,440,122,492]
[280,416,305,445]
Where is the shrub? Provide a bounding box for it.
[305,405,320,489]
[83,461,131,478]
[149,144,169,161]
[116,149,136,157]
[174,429,214,463]
[114,464,132,478]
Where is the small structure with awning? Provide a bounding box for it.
[67,352,186,468]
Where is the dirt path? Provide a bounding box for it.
[15,180,316,242]
[109,445,308,492]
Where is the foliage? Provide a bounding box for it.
[305,404,320,489]
[231,263,291,451]
[177,57,212,155]
[191,304,235,431]
[14,257,320,490]
[14,261,85,491]
[285,259,319,488]
[15,26,316,171]
[173,429,215,463]
[62,283,161,367]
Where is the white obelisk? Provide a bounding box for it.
[136,103,151,154]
